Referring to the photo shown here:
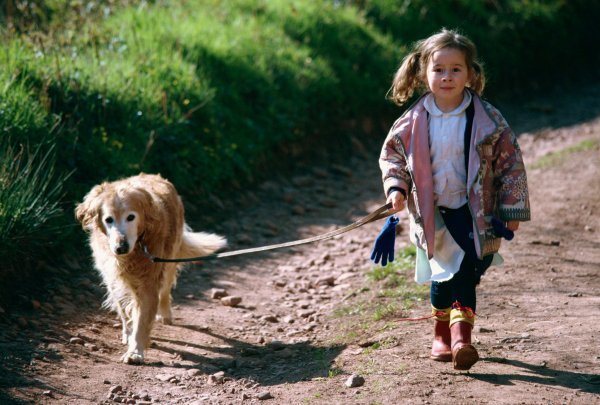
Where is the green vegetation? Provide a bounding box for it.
[530,138,599,169]
[332,246,429,344]
[0,0,598,304]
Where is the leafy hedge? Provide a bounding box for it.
[0,0,598,303]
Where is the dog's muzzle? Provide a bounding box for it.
[115,240,130,255]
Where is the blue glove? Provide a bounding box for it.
[370,216,399,266]
[491,217,514,241]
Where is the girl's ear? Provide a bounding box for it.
[75,184,105,231]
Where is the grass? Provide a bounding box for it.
[331,245,429,345]
[0,137,70,294]
[530,138,599,169]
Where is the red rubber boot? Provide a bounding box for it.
[451,321,479,370]
[430,319,452,362]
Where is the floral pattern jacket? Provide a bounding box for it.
[380,90,531,259]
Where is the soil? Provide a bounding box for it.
[2,83,600,405]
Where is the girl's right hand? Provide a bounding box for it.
[387,190,406,213]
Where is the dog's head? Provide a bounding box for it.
[75,182,156,256]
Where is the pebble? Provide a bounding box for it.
[262,315,279,323]
[345,374,365,388]
[69,337,84,345]
[256,391,274,400]
[186,369,202,377]
[221,296,242,307]
[315,276,335,287]
[211,288,228,299]
[207,371,225,385]
[109,385,123,394]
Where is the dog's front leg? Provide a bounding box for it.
[122,289,158,365]
[115,301,131,345]
[157,265,178,325]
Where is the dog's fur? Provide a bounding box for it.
[76,173,226,364]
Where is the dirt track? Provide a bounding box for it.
[2,84,600,404]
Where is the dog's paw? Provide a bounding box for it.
[121,351,144,365]
[156,314,173,325]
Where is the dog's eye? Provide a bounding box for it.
[105,217,114,224]
[126,214,136,222]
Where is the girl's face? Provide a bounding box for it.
[425,47,470,112]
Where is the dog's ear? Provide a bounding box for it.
[75,184,105,231]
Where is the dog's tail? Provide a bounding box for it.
[179,229,227,259]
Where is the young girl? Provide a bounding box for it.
[377,29,530,370]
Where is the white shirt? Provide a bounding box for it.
[424,90,472,209]
[414,91,469,282]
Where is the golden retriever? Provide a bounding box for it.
[75,173,226,364]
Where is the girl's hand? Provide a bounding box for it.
[506,220,520,231]
[387,190,406,213]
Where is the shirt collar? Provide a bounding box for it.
[424,90,472,117]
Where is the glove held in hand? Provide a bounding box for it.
[370,216,399,266]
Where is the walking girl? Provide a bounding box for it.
[377,29,530,370]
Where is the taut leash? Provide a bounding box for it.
[141,203,395,263]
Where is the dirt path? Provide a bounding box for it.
[2,84,600,404]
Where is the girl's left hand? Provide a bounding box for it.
[506,220,520,231]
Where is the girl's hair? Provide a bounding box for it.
[388,28,485,106]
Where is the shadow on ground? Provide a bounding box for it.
[151,326,346,386]
[469,357,600,395]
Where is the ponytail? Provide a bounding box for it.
[387,49,426,106]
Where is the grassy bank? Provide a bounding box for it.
[0,0,598,305]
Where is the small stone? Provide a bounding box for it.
[156,373,175,382]
[257,391,273,400]
[211,288,228,299]
[297,310,316,318]
[208,371,225,385]
[186,369,202,377]
[69,337,84,345]
[42,390,52,397]
[315,276,335,287]
[274,280,287,287]
[345,374,365,388]
[221,296,242,307]
[84,343,99,351]
[262,315,279,323]
[109,385,123,394]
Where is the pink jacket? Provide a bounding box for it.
[380,91,530,259]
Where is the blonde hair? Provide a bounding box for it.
[388,28,485,106]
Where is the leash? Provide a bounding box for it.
[141,202,395,263]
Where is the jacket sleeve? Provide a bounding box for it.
[493,128,531,221]
[379,122,412,197]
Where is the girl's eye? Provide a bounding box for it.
[105,217,114,224]
[453,68,462,72]
[127,214,136,222]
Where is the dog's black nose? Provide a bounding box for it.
[116,241,130,255]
